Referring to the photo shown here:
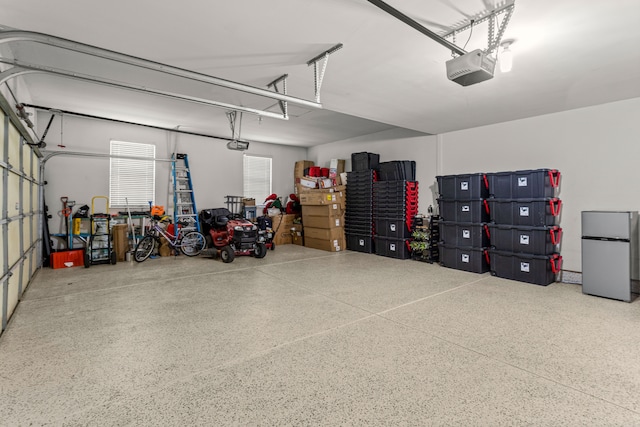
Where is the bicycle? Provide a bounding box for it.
[133,215,206,262]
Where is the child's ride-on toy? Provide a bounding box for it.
[199,208,267,263]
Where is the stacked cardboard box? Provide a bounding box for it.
[294,159,346,194]
[329,159,346,184]
[268,213,303,245]
[294,160,315,195]
[300,186,346,252]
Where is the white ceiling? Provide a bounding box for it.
[1,0,639,147]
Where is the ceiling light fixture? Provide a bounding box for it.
[499,40,515,73]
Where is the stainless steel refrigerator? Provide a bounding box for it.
[581,211,638,302]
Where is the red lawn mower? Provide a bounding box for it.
[199,208,267,263]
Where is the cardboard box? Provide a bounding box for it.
[302,204,343,217]
[292,224,304,246]
[273,223,304,245]
[298,184,345,193]
[112,224,130,261]
[318,178,334,188]
[274,228,293,245]
[294,160,314,180]
[242,198,255,206]
[299,177,318,189]
[304,236,345,252]
[303,226,344,241]
[302,214,344,229]
[329,159,346,185]
[269,213,297,230]
[298,187,346,207]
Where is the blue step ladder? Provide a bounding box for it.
[171,153,201,234]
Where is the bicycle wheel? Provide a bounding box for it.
[180,231,206,256]
[134,235,156,262]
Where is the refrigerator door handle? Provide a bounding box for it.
[582,236,630,242]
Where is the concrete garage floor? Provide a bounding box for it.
[1,245,640,425]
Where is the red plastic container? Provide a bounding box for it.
[51,249,85,269]
[308,166,321,177]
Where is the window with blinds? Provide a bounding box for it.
[243,155,272,203]
[109,140,156,209]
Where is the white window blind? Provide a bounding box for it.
[109,140,156,209]
[243,155,272,203]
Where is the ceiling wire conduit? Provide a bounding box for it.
[0,29,324,116]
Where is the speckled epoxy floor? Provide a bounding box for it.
[1,245,640,425]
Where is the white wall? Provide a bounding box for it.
[38,114,307,235]
[440,97,640,273]
[308,128,440,210]
[311,97,640,274]
[40,97,640,270]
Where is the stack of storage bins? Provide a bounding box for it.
[345,152,379,253]
[486,169,563,285]
[373,160,418,259]
[436,173,491,273]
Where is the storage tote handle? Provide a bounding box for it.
[550,254,563,274]
[484,249,491,265]
[549,198,562,216]
[548,170,561,188]
[550,226,563,245]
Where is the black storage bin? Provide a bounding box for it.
[487,224,562,254]
[348,221,374,232]
[487,169,561,199]
[438,243,490,273]
[346,233,375,253]
[437,198,490,223]
[351,152,380,172]
[346,182,373,194]
[489,249,562,286]
[375,237,412,259]
[378,161,416,181]
[373,181,418,196]
[346,193,373,206]
[439,221,490,247]
[374,207,418,219]
[487,198,562,226]
[345,214,374,224]
[345,213,373,222]
[374,195,419,208]
[373,180,418,190]
[347,170,377,183]
[437,173,489,200]
[375,218,412,239]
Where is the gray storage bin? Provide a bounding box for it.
[487,169,561,198]
[487,198,562,226]
[487,224,562,254]
[439,221,490,247]
[437,173,489,200]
